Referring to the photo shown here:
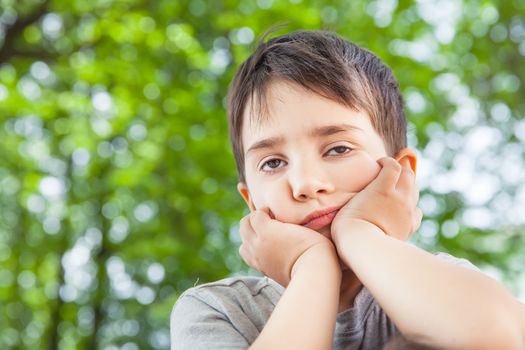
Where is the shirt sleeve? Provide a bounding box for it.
[170,291,250,350]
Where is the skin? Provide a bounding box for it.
[238,80,418,305]
[237,81,525,349]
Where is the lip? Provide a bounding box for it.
[300,207,341,230]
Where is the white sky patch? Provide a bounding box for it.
[490,102,512,122]
[39,156,67,177]
[39,176,65,200]
[405,90,427,113]
[480,5,499,25]
[462,173,500,206]
[134,202,157,222]
[136,286,156,305]
[128,123,147,141]
[0,8,17,25]
[497,143,523,185]
[147,263,165,284]
[515,120,525,142]
[107,256,138,300]
[72,148,90,167]
[30,61,51,81]
[209,48,230,75]
[410,37,436,62]
[61,238,94,301]
[91,117,112,138]
[235,27,255,45]
[27,194,46,213]
[13,115,43,138]
[109,216,130,243]
[433,72,460,91]
[449,97,482,129]
[366,0,398,27]
[42,13,63,40]
[17,77,41,100]
[389,34,439,63]
[463,125,502,155]
[43,216,61,234]
[461,207,494,229]
[85,227,102,248]
[0,83,8,101]
[92,91,113,112]
[416,0,462,44]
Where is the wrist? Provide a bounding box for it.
[331,218,383,247]
[291,243,341,280]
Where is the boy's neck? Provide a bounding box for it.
[338,269,363,313]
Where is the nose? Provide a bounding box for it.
[289,162,335,201]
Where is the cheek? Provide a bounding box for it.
[335,153,381,192]
[249,181,292,221]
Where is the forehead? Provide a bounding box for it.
[241,81,374,146]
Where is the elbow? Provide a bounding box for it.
[495,300,525,350]
[473,310,525,350]
[473,287,525,350]
[504,317,525,350]
[486,327,525,350]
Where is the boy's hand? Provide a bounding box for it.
[332,157,422,241]
[239,208,338,287]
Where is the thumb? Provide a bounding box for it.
[372,157,402,189]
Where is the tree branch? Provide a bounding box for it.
[0,1,50,63]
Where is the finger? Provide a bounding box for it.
[412,207,423,234]
[396,164,417,196]
[238,244,257,270]
[372,157,402,190]
[260,207,276,219]
[250,208,273,232]
[398,157,416,176]
[239,216,256,241]
[238,244,248,260]
[413,183,420,205]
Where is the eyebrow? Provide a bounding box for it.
[245,123,362,156]
[309,124,363,137]
[246,136,285,156]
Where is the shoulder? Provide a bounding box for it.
[176,275,283,310]
[171,275,283,348]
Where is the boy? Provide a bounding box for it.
[171,30,525,349]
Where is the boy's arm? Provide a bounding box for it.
[249,244,341,350]
[334,221,525,349]
[239,211,341,350]
[332,159,525,350]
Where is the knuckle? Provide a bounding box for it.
[240,217,250,229]
[392,161,402,172]
[238,245,246,258]
[385,157,397,166]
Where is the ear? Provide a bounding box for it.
[237,182,256,212]
[395,148,417,175]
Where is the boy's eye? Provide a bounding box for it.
[261,158,285,172]
[326,145,352,156]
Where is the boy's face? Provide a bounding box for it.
[238,81,414,238]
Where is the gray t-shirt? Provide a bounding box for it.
[171,253,478,350]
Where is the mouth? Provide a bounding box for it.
[300,207,341,231]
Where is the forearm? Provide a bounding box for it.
[333,219,525,350]
[249,245,341,350]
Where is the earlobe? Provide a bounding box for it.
[395,148,418,175]
[237,182,256,212]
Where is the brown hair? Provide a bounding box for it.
[227,30,407,183]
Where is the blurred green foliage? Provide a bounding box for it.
[0,0,524,349]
